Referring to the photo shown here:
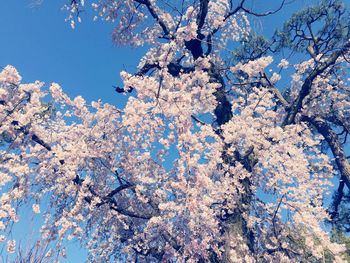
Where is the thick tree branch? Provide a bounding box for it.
[31,134,52,151]
[301,115,350,190]
[197,0,209,31]
[184,0,210,59]
[329,178,345,220]
[105,183,134,199]
[134,0,171,37]
[283,41,350,126]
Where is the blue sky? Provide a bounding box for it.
[0,0,336,262]
[0,0,147,108]
[0,1,144,261]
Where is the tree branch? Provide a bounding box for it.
[134,0,171,37]
[241,0,286,17]
[197,0,209,31]
[283,41,350,126]
[329,178,345,220]
[301,115,350,190]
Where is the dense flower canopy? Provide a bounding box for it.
[1,0,350,262]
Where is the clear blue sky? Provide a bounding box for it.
[0,0,147,107]
[0,0,331,262]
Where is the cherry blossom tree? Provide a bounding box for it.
[1,0,350,262]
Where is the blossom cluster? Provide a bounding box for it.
[0,0,348,262]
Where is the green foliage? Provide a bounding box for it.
[331,229,350,262]
[275,0,349,55]
[232,33,273,63]
[37,101,56,119]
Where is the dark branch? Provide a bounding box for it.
[301,115,350,190]
[31,134,52,151]
[329,178,345,220]
[184,0,210,59]
[241,0,286,17]
[283,41,350,126]
[134,0,171,37]
[197,0,209,31]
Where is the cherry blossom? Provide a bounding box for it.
[1,0,350,262]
